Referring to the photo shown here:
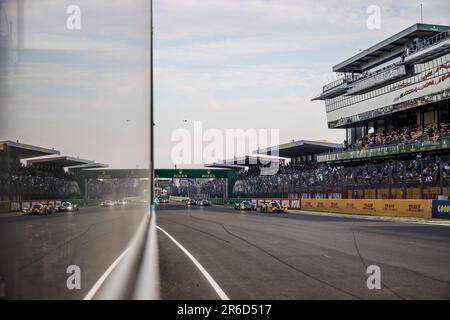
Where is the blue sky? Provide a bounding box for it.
[1,0,449,168]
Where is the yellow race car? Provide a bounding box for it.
[260,201,288,214]
[23,203,55,215]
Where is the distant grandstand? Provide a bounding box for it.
[233,23,450,200]
[0,140,149,211]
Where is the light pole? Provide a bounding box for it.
[150,0,155,204]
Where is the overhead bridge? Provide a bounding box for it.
[76,168,237,201]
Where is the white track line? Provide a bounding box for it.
[156,225,230,300]
[83,247,130,300]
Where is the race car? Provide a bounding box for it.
[186,199,196,205]
[259,201,288,214]
[234,200,256,211]
[57,201,79,212]
[117,200,128,206]
[23,203,55,215]
[199,199,212,206]
[100,200,114,207]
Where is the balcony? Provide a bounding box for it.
[405,31,450,64]
[312,77,351,100]
[347,64,407,95]
[317,137,450,162]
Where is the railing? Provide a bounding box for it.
[347,64,406,94]
[322,77,347,92]
[233,177,450,200]
[406,31,450,57]
[317,137,450,162]
[231,156,450,200]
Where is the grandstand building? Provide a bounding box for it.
[309,23,450,199]
[313,23,450,163]
[232,24,450,201]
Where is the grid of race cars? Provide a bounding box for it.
[22,197,289,216]
[183,198,289,213]
[22,201,79,215]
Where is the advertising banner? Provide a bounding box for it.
[10,202,20,211]
[22,202,30,210]
[257,199,266,207]
[290,199,300,209]
[432,200,450,219]
[301,199,432,218]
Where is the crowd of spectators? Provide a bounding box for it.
[87,178,146,200]
[0,162,80,200]
[200,179,226,198]
[170,179,226,199]
[233,156,450,196]
[344,122,450,151]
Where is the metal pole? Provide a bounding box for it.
[149,0,155,204]
[420,4,423,23]
[439,158,443,196]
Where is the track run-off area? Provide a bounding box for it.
[0,202,449,299]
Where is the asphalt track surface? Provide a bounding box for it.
[157,203,450,300]
[0,204,147,299]
[0,202,449,299]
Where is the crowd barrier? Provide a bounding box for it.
[221,198,435,219]
[300,198,432,218]
[0,199,101,213]
[169,196,190,202]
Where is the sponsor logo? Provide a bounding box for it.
[408,204,424,212]
[363,203,375,211]
[346,202,355,209]
[383,203,396,211]
[437,205,450,213]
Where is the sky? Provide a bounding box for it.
[0,0,449,169]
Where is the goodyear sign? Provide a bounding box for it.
[301,199,432,218]
[432,200,450,219]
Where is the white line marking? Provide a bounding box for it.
[156,225,230,300]
[83,247,130,300]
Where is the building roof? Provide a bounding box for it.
[213,154,288,167]
[26,156,92,167]
[67,162,109,171]
[333,23,450,73]
[0,140,60,159]
[205,163,246,170]
[257,140,341,159]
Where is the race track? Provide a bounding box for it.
[157,203,450,300]
[0,204,147,299]
[1,202,449,299]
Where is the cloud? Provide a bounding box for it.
[1,0,450,168]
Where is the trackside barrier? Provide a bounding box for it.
[432,200,450,219]
[300,199,432,219]
[169,196,189,202]
[92,205,160,299]
[210,198,301,208]
[0,199,103,213]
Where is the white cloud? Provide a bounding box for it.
[2,0,450,168]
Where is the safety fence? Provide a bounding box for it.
[300,198,432,218]
[0,198,102,213]
[211,197,448,219]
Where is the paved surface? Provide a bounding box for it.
[1,202,449,299]
[0,204,147,299]
[157,203,450,300]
